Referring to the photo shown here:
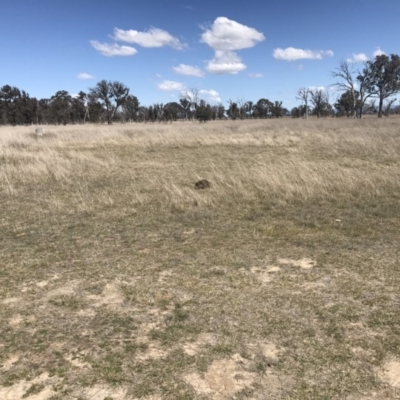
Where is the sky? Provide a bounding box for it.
[1,0,399,109]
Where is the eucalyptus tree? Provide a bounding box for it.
[227,100,239,120]
[291,106,306,118]
[0,85,23,125]
[122,95,140,122]
[335,90,360,117]
[254,98,272,118]
[89,80,130,124]
[164,102,185,122]
[310,89,329,118]
[70,91,88,124]
[179,98,191,120]
[361,54,400,117]
[236,98,247,119]
[245,101,254,118]
[196,100,213,122]
[271,101,286,118]
[49,90,72,125]
[215,103,226,120]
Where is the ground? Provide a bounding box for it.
[0,118,399,399]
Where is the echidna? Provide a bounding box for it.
[194,179,211,189]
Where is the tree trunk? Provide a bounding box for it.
[378,98,384,118]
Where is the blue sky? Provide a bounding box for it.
[2,0,399,109]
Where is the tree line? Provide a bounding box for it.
[0,82,290,125]
[295,53,400,119]
[1,54,399,126]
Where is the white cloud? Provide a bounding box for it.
[346,53,369,63]
[77,72,95,80]
[173,64,204,77]
[373,47,386,57]
[199,89,221,103]
[248,72,263,78]
[157,80,186,91]
[308,86,326,92]
[200,17,265,51]
[206,50,246,74]
[113,27,185,49]
[273,47,334,61]
[90,40,137,57]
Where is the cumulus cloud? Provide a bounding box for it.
[206,50,246,74]
[113,27,185,49]
[90,40,137,57]
[199,89,221,103]
[157,80,186,91]
[248,72,263,78]
[173,64,204,77]
[273,47,334,61]
[200,17,264,76]
[77,73,95,80]
[373,47,386,57]
[347,53,369,63]
[201,17,265,51]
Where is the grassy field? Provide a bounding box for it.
[0,118,399,399]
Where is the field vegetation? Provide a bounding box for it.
[1,118,399,399]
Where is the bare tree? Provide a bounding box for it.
[296,88,310,119]
[181,88,199,121]
[237,98,247,119]
[331,60,357,118]
[383,98,397,116]
[331,59,376,118]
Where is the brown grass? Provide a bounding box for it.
[0,118,400,399]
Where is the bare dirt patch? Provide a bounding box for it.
[248,341,281,362]
[1,355,20,371]
[0,373,57,400]
[379,359,400,388]
[250,267,274,284]
[2,298,20,305]
[278,257,317,269]
[86,282,124,308]
[65,351,91,369]
[44,280,79,299]
[8,315,23,327]
[185,354,256,399]
[73,384,128,399]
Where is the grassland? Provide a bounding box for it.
[0,118,399,399]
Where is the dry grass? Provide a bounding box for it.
[1,118,400,399]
